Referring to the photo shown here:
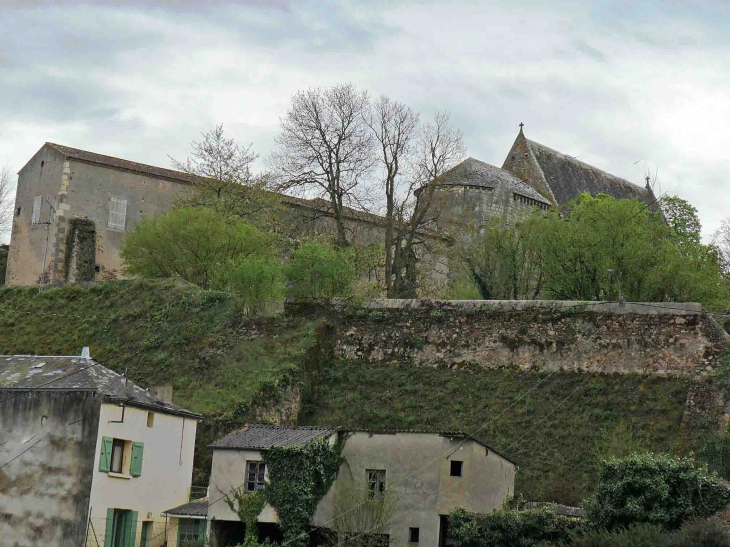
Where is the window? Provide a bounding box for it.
[108,197,128,231]
[409,527,420,543]
[140,521,152,547]
[246,461,266,492]
[450,461,463,477]
[105,508,138,547]
[31,195,42,224]
[147,412,154,428]
[367,469,386,500]
[16,207,21,216]
[178,518,206,546]
[110,439,125,473]
[99,437,144,476]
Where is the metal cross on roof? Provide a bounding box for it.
[519,122,524,130]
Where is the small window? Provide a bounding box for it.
[409,527,420,543]
[110,438,125,473]
[94,265,101,273]
[16,207,21,216]
[108,197,128,231]
[450,461,463,477]
[147,412,154,428]
[31,195,42,224]
[367,469,386,500]
[246,461,266,492]
[40,160,45,168]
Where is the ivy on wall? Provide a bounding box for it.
[64,218,96,283]
[263,436,346,547]
[224,489,267,540]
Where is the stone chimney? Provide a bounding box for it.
[150,384,173,405]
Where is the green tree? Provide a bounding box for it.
[285,239,356,298]
[214,256,282,314]
[584,452,730,531]
[660,195,702,247]
[121,207,276,289]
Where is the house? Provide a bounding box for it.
[0,349,201,547]
[204,424,516,547]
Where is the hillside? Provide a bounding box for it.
[0,281,716,504]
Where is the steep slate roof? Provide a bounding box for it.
[525,139,659,210]
[211,424,338,449]
[163,497,209,518]
[46,142,196,184]
[0,355,201,419]
[436,157,551,205]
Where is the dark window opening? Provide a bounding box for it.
[246,461,266,492]
[409,527,420,543]
[110,439,125,473]
[367,469,386,500]
[450,461,463,477]
[16,207,21,216]
[95,265,101,273]
[41,160,45,168]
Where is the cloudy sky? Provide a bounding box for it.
[2,0,729,244]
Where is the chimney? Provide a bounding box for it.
[81,347,91,360]
[150,384,173,405]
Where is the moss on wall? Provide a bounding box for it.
[64,218,96,284]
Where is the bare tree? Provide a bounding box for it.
[0,165,15,239]
[389,111,466,297]
[713,218,730,275]
[271,83,375,248]
[365,96,420,297]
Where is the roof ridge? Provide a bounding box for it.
[526,139,648,194]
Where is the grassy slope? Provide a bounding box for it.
[302,361,691,506]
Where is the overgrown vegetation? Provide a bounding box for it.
[303,361,691,505]
[0,243,8,285]
[557,519,730,547]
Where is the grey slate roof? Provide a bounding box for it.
[46,142,196,184]
[0,355,201,419]
[210,424,338,449]
[164,497,209,518]
[436,158,551,205]
[526,139,659,210]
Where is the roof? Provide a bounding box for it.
[0,355,202,419]
[211,424,338,449]
[46,142,196,184]
[163,497,209,518]
[525,139,659,210]
[436,157,551,205]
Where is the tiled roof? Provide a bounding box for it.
[526,139,659,211]
[435,157,551,205]
[46,142,196,184]
[0,355,201,419]
[210,424,338,449]
[164,497,209,517]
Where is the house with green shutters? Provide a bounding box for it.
[0,349,201,547]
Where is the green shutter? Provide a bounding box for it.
[130,442,144,477]
[99,437,113,472]
[126,511,138,547]
[104,508,115,547]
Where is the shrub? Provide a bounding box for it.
[668,518,730,547]
[449,506,581,547]
[559,524,667,547]
[213,256,282,314]
[285,239,355,298]
[583,452,730,531]
[121,207,277,289]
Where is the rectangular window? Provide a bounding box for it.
[409,527,420,543]
[450,461,463,477]
[367,469,386,500]
[31,195,42,224]
[246,461,266,492]
[108,197,128,231]
[110,439,125,473]
[147,412,154,428]
[178,518,206,545]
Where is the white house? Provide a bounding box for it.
[204,424,516,547]
[0,349,201,547]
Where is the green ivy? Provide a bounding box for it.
[263,437,345,547]
[224,489,266,539]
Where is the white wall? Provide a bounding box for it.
[86,404,197,546]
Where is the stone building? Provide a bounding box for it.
[204,424,515,547]
[0,349,201,547]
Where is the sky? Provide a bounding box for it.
[2,0,729,244]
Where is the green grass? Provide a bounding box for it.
[302,361,691,506]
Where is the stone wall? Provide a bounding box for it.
[287,299,729,380]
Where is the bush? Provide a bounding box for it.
[559,524,667,547]
[449,506,581,547]
[668,518,730,547]
[121,207,277,289]
[213,256,282,314]
[583,452,730,531]
[285,239,356,298]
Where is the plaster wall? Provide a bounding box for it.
[86,404,197,546]
[0,391,101,547]
[313,432,515,547]
[6,146,66,285]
